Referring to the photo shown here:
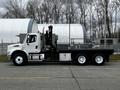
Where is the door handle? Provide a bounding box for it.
[35,45,38,49]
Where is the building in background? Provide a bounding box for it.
[0,19,38,43]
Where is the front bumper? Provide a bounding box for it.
[7,55,11,61]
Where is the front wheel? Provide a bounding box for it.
[93,54,105,65]
[12,53,27,66]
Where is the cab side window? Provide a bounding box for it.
[27,35,37,43]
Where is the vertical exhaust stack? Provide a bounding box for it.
[48,25,53,46]
[48,25,58,50]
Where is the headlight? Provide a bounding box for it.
[7,51,10,56]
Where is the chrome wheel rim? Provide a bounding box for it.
[15,56,23,64]
[78,56,86,64]
[95,56,104,64]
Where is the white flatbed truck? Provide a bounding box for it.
[7,25,114,66]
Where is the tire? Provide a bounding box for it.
[12,53,28,66]
[76,54,88,65]
[93,54,105,65]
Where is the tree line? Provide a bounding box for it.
[1,0,120,38]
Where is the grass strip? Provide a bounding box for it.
[110,54,120,61]
[0,55,9,62]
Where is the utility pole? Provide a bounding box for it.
[114,3,118,38]
[68,0,71,46]
[104,11,107,48]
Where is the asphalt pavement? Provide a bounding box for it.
[0,61,120,90]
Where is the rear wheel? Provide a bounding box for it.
[76,54,88,65]
[93,54,105,65]
[12,53,28,66]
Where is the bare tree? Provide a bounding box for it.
[93,0,112,38]
[111,0,120,38]
[51,0,63,23]
[58,0,78,24]
[76,0,87,25]
[27,0,63,24]
[27,0,41,23]
[103,0,112,38]
[3,0,27,18]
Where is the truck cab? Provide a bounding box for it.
[7,33,42,65]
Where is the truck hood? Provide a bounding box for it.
[8,43,23,49]
[7,43,24,53]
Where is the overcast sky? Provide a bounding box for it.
[0,0,7,7]
[0,0,8,15]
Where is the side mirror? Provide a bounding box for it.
[26,34,30,45]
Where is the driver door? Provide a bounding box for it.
[24,33,40,53]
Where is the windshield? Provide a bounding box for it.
[26,35,37,43]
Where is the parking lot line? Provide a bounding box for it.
[0,76,51,80]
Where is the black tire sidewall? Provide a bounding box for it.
[13,53,27,66]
